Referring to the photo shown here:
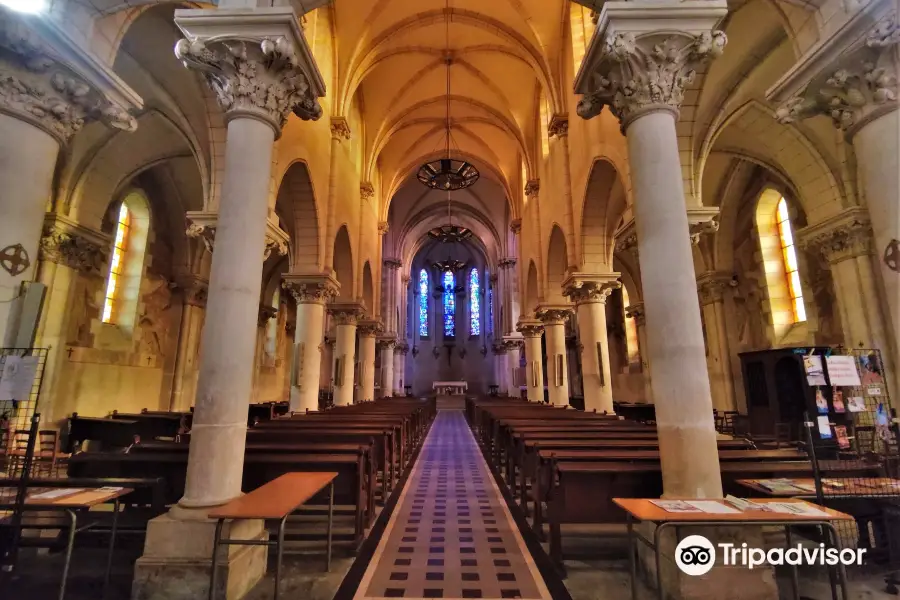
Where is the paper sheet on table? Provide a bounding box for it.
[768,502,831,517]
[29,488,84,500]
[97,487,124,492]
[685,501,740,514]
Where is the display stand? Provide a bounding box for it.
[796,348,900,581]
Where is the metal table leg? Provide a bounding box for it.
[653,523,666,600]
[275,516,287,600]
[208,519,224,600]
[59,510,77,600]
[627,514,637,600]
[823,523,849,600]
[786,525,800,600]
[326,482,334,572]
[102,498,121,598]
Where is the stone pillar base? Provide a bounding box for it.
[636,522,778,600]
[132,512,267,600]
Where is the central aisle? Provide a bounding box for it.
[353,411,553,600]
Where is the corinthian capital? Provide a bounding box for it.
[625,302,646,326]
[798,207,875,265]
[361,182,375,201]
[173,7,325,137]
[769,10,898,135]
[0,8,142,144]
[327,301,366,326]
[39,214,109,274]
[577,30,726,128]
[562,273,622,305]
[535,304,574,326]
[358,319,384,338]
[574,3,727,129]
[696,272,732,305]
[283,272,340,305]
[516,317,544,338]
[524,180,540,198]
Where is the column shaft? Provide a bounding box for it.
[359,334,376,401]
[182,117,274,508]
[381,345,394,397]
[0,115,60,345]
[523,335,544,402]
[544,322,569,406]
[291,301,326,412]
[333,323,357,406]
[506,345,521,396]
[577,300,614,413]
[628,110,722,498]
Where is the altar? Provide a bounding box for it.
[433,381,467,395]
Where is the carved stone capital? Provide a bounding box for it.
[330,116,351,140]
[613,218,639,259]
[489,274,499,285]
[562,273,622,305]
[327,301,366,326]
[575,3,728,130]
[0,7,142,144]
[401,274,411,285]
[524,180,540,198]
[503,336,524,353]
[358,319,384,338]
[395,341,410,356]
[798,207,875,265]
[383,258,402,270]
[39,214,109,274]
[509,218,522,234]
[282,272,340,305]
[378,221,390,235]
[535,304,574,326]
[548,114,569,138]
[265,219,290,260]
[377,335,397,350]
[771,11,898,136]
[258,304,277,326]
[186,211,288,260]
[173,8,325,137]
[361,182,375,201]
[516,317,544,338]
[625,302,646,326]
[688,207,721,246]
[491,342,508,356]
[176,275,209,308]
[696,271,732,305]
[498,258,517,270]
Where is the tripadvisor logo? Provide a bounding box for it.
[674,535,866,576]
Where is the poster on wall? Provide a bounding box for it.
[0,355,39,401]
[825,355,862,386]
[804,355,827,386]
[834,425,850,449]
[815,388,829,414]
[858,353,885,386]
[833,389,845,413]
[848,396,867,413]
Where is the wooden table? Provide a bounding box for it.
[432,381,467,395]
[738,477,900,498]
[0,486,132,600]
[207,472,338,600]
[613,497,854,600]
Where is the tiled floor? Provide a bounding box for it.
[353,411,553,600]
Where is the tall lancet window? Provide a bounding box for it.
[469,267,481,336]
[102,203,131,323]
[487,270,493,336]
[418,268,429,338]
[443,270,456,338]
[776,197,806,323]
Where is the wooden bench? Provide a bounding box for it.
[207,472,337,600]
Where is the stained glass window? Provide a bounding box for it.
[487,275,493,335]
[102,203,131,323]
[469,268,481,336]
[443,270,455,338]
[418,269,429,337]
[776,198,806,323]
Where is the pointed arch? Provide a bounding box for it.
[333,225,354,300]
[546,225,568,302]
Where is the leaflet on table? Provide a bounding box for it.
[755,479,806,493]
[767,502,831,517]
[650,500,739,514]
[29,488,84,500]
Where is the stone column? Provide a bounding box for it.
[0,10,140,346]
[535,306,573,406]
[625,302,653,403]
[328,302,365,406]
[282,274,339,412]
[357,319,383,402]
[503,337,522,396]
[491,342,509,393]
[324,117,351,269]
[697,272,737,412]
[169,277,208,412]
[395,342,409,395]
[773,18,900,399]
[517,318,544,402]
[800,209,899,400]
[378,336,396,398]
[563,274,621,414]
[498,258,516,334]
[135,9,326,600]
[548,116,579,267]
[508,219,523,329]
[321,334,334,391]
[576,7,727,498]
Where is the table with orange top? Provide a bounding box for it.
[614,497,855,600]
[207,471,338,600]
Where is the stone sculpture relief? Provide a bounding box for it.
[138,272,173,358]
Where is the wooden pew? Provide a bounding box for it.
[66,415,139,453]
[110,411,184,441]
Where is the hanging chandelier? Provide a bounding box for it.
[432,257,467,273]
[418,0,479,195]
[427,223,472,243]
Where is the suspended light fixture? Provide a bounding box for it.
[421,0,479,244]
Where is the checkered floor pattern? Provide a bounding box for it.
[352,411,552,600]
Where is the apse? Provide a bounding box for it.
[404,238,494,394]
